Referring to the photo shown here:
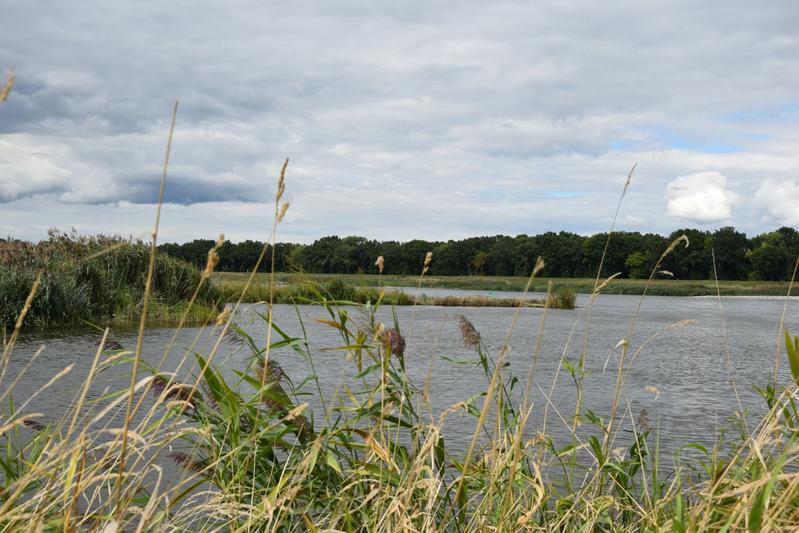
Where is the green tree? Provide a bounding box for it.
[707,226,750,280]
[625,251,648,279]
[666,228,711,279]
[489,236,516,276]
[749,228,799,280]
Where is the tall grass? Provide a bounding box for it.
[3,273,799,530]
[0,231,222,328]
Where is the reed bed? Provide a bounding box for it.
[0,231,222,328]
[214,278,577,309]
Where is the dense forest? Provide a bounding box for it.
[158,226,799,281]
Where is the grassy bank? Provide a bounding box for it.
[215,276,577,309]
[216,271,799,297]
[0,232,222,328]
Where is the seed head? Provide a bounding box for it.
[422,251,433,274]
[0,69,14,102]
[257,357,287,385]
[621,163,637,198]
[458,315,481,347]
[151,374,198,406]
[275,158,289,203]
[382,328,406,357]
[644,386,661,399]
[636,407,651,433]
[276,201,290,223]
[375,255,384,274]
[594,272,622,295]
[169,452,206,473]
[532,256,545,277]
[215,307,232,326]
[22,418,45,432]
[664,234,689,256]
[202,234,224,280]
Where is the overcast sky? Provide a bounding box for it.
[1,0,798,243]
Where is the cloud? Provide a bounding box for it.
[665,171,737,222]
[0,135,75,201]
[1,1,799,241]
[755,179,799,226]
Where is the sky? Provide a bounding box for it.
[1,0,798,244]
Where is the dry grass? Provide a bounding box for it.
[0,68,13,102]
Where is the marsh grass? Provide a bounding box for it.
[214,277,576,309]
[0,230,222,328]
[1,114,799,531]
[215,270,798,297]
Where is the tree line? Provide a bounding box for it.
[158,226,799,281]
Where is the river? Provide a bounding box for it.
[6,290,798,466]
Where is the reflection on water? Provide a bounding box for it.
[6,292,798,463]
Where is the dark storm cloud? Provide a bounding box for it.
[108,174,268,205]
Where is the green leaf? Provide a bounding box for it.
[563,358,577,379]
[673,491,686,533]
[749,456,785,533]
[785,329,799,384]
[554,443,578,458]
[195,353,239,421]
[434,436,446,476]
[588,436,604,465]
[326,450,342,474]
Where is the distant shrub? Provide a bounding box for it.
[548,288,576,309]
[323,278,358,301]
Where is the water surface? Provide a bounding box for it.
[7,292,798,464]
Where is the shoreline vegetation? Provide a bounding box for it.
[3,232,796,329]
[0,232,222,329]
[215,271,798,297]
[0,233,578,329]
[214,276,577,310]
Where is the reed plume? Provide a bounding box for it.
[0,69,13,102]
[458,314,481,347]
[382,328,406,357]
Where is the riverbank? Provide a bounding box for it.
[215,277,577,309]
[0,234,222,328]
[215,271,798,297]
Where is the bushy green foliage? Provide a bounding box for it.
[0,231,221,327]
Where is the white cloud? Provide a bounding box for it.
[0,136,74,201]
[665,171,737,222]
[754,179,799,226]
